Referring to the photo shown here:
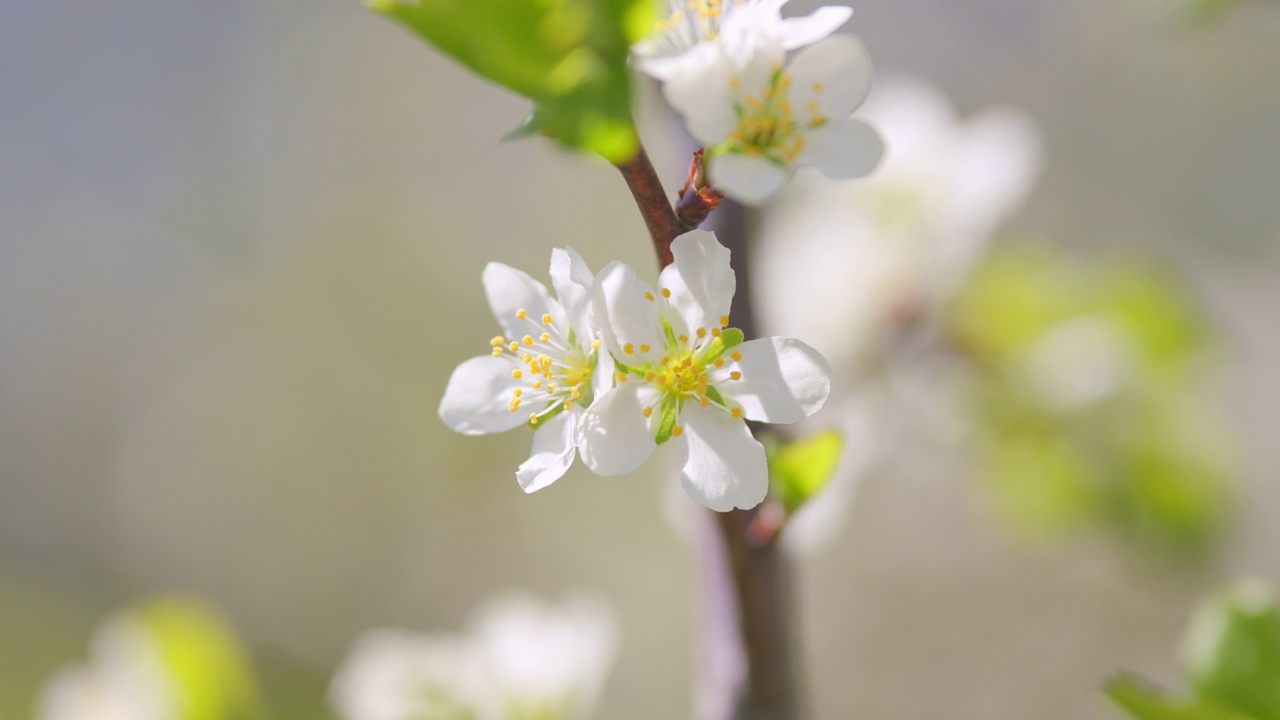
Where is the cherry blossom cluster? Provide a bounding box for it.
[439,231,831,512]
[633,0,884,205]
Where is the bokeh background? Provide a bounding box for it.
[2,0,1279,718]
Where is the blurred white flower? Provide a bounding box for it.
[633,0,852,82]
[330,631,487,720]
[470,591,618,720]
[581,230,831,511]
[664,35,882,205]
[330,592,618,720]
[36,617,174,720]
[438,247,614,493]
[756,75,1043,369]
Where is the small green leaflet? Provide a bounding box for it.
[1105,675,1253,720]
[655,393,679,445]
[769,430,843,514]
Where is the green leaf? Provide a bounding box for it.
[769,431,843,514]
[654,393,678,445]
[139,598,262,720]
[366,0,653,162]
[1105,674,1251,720]
[1183,580,1280,720]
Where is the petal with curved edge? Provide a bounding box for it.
[676,404,768,512]
[439,356,530,435]
[662,46,738,146]
[714,337,831,424]
[593,261,666,364]
[549,246,595,338]
[658,230,735,337]
[787,35,874,121]
[780,6,853,50]
[483,262,566,339]
[797,118,884,181]
[516,409,578,493]
[707,152,791,207]
[579,381,659,476]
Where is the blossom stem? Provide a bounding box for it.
[615,147,681,268]
[615,138,800,719]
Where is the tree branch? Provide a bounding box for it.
[613,142,800,720]
[615,147,681,268]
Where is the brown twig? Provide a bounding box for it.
[615,147,681,268]
[613,141,800,720]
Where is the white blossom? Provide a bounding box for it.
[330,592,617,720]
[329,631,487,720]
[633,0,853,82]
[438,247,613,493]
[470,591,618,720]
[756,75,1043,371]
[580,230,831,512]
[663,34,883,205]
[36,617,174,720]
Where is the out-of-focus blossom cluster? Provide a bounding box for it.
[329,591,618,720]
[34,599,258,720]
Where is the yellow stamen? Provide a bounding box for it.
[643,406,653,418]
[644,292,655,302]
[730,407,743,419]
[661,288,672,298]
[564,400,572,411]
[624,343,635,354]
[645,372,656,382]
[509,398,521,411]
[529,412,538,425]
[490,336,505,346]
[714,358,725,367]
[512,370,523,379]
[509,342,520,353]
[711,327,722,338]
[719,315,730,327]
[522,336,534,347]
[730,371,742,381]
[591,338,601,350]
[678,334,689,343]
[532,380,542,389]
[616,372,628,383]
[539,332,550,343]
[672,425,683,437]
[513,389,522,397]
[639,343,650,353]
[696,328,707,339]
[491,348,503,357]
[542,313,553,325]
[700,396,710,407]
[730,350,742,362]
[516,308,528,320]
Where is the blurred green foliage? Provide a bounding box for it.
[137,598,263,720]
[949,245,1232,551]
[1106,579,1280,720]
[365,0,655,162]
[769,431,844,515]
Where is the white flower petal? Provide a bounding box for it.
[483,262,567,339]
[593,261,666,362]
[516,410,579,494]
[717,337,831,424]
[796,117,884,180]
[707,152,791,206]
[579,380,658,476]
[438,356,529,435]
[657,230,735,335]
[787,35,874,120]
[779,5,853,50]
[662,47,739,146]
[676,404,768,512]
[549,247,595,340]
